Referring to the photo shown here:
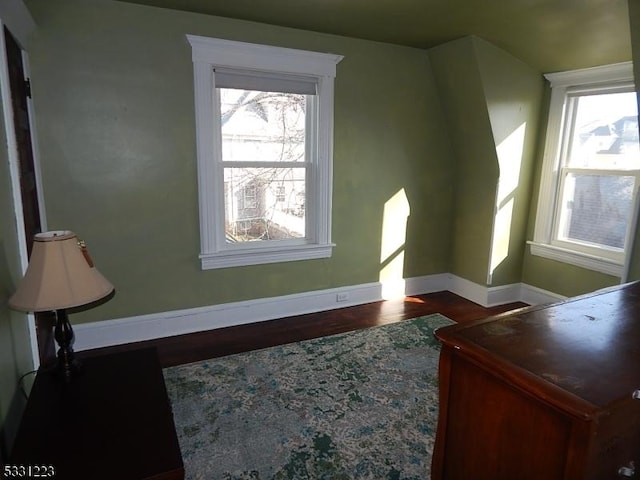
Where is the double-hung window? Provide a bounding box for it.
[530,62,640,277]
[187,35,343,269]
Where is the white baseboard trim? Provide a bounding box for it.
[74,274,563,352]
[75,281,383,351]
[446,275,523,307]
[447,275,492,306]
[519,283,567,306]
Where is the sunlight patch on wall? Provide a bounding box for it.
[490,198,515,277]
[380,188,410,299]
[488,122,526,283]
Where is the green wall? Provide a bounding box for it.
[0,84,27,460]
[0,7,36,459]
[25,0,456,323]
[20,0,639,317]
[428,36,544,287]
[428,37,499,286]
[474,38,544,286]
[25,0,630,321]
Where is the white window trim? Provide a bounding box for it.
[187,35,343,269]
[529,61,638,278]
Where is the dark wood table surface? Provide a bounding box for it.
[9,347,184,480]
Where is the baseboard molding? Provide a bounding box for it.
[447,275,492,306]
[74,274,563,352]
[519,283,567,306]
[75,281,381,351]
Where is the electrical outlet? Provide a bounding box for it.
[336,292,349,302]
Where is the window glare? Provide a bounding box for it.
[567,91,640,168]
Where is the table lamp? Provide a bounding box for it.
[9,230,114,382]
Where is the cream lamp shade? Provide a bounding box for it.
[9,231,114,312]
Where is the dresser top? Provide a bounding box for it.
[436,282,640,411]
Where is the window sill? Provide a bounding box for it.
[528,241,623,277]
[200,243,335,269]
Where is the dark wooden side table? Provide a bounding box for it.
[431,282,640,480]
[9,348,184,480]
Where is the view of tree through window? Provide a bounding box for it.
[219,88,308,243]
[556,90,640,251]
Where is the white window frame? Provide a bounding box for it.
[529,62,639,278]
[187,35,343,269]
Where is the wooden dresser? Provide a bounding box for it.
[432,282,640,480]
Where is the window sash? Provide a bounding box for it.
[550,167,640,261]
[221,165,310,245]
[218,93,316,166]
[560,85,638,170]
[215,87,315,248]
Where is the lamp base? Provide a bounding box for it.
[54,309,82,382]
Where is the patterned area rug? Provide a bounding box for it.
[163,314,454,480]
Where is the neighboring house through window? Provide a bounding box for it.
[187,35,343,269]
[530,62,640,278]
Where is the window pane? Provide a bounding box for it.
[224,167,306,242]
[219,89,307,163]
[557,173,635,250]
[567,91,640,169]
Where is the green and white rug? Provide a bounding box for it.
[163,314,454,480]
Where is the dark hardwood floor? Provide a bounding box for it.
[83,291,527,368]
